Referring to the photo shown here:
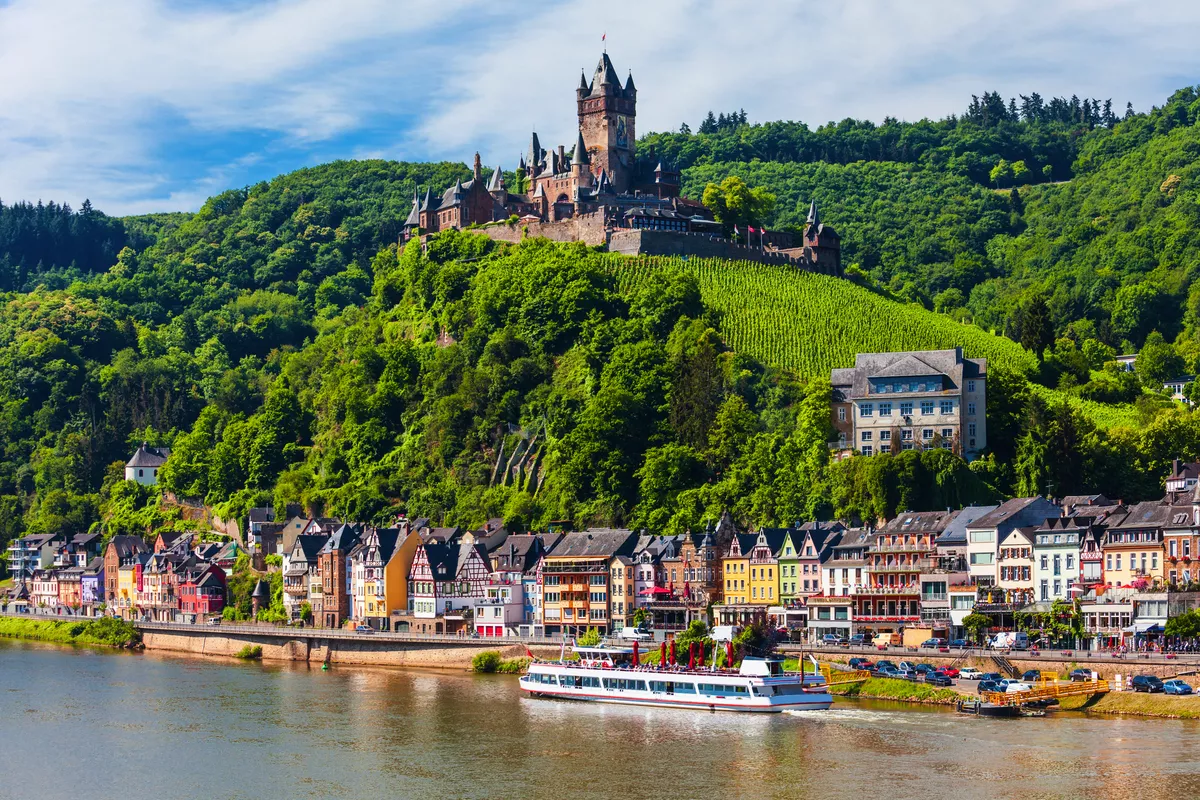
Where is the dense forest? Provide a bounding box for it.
[1,84,1200,564]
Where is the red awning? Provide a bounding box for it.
[639,587,673,596]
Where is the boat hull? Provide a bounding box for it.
[520,685,834,712]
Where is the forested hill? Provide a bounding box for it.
[1,86,1200,555]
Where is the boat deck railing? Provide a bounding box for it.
[982,679,1110,707]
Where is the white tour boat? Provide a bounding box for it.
[519,643,833,713]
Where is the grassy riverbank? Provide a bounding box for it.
[0,616,141,648]
[1057,691,1200,719]
[830,677,964,705]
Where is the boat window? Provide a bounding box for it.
[582,676,601,688]
[672,682,697,694]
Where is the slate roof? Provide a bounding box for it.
[1106,501,1174,530]
[936,505,999,545]
[968,497,1061,531]
[491,534,544,574]
[830,348,986,400]
[882,509,959,534]
[293,534,330,562]
[321,523,362,554]
[126,443,170,468]
[248,507,274,523]
[546,529,637,559]
[108,535,149,560]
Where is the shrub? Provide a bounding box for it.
[472,650,502,673]
[234,644,263,660]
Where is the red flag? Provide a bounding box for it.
[747,226,756,233]
[525,646,534,659]
[602,32,606,41]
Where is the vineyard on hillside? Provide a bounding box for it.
[607,255,1038,376]
[605,255,1140,429]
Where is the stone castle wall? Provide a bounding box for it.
[476,212,609,247]
[609,229,797,266]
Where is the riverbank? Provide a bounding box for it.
[1057,690,1200,719]
[829,676,964,705]
[0,616,141,648]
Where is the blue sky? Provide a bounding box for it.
[1,0,1199,216]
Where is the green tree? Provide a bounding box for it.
[962,612,992,644]
[1136,331,1185,388]
[701,176,776,230]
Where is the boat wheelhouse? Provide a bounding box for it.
[519,645,833,713]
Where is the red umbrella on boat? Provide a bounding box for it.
[688,642,696,670]
[726,640,734,668]
[660,641,667,667]
[669,640,676,665]
[632,640,639,667]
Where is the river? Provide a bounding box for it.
[2,639,1199,800]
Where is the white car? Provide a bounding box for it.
[958,668,983,680]
[1004,681,1033,693]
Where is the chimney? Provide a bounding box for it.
[1173,458,1182,477]
[557,145,566,171]
[473,152,482,181]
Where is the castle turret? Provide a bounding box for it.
[571,129,592,187]
[803,200,842,276]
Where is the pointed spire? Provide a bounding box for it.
[572,130,589,166]
[596,170,613,194]
[488,165,504,192]
[532,182,546,199]
[419,186,433,212]
[453,177,463,197]
[579,70,589,92]
[625,71,636,94]
[806,199,820,227]
[529,131,542,166]
[405,188,421,226]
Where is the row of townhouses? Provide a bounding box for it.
[6,529,236,621]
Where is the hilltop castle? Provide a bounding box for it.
[403,53,842,275]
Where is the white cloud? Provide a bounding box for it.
[1,0,1198,215]
[422,0,1200,167]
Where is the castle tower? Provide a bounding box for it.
[577,54,636,193]
[803,200,842,276]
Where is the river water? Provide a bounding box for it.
[3,639,1199,800]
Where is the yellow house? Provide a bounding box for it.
[1103,502,1170,589]
[722,533,753,605]
[383,531,422,620]
[746,529,787,606]
[352,528,421,629]
[116,558,144,620]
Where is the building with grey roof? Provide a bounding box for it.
[830,348,987,460]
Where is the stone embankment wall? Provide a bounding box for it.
[140,627,560,669]
[810,649,1195,679]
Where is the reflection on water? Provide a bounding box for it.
[2,639,1200,800]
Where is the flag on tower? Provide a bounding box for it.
[602,32,606,42]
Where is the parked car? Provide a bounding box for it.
[914,663,937,675]
[1021,670,1042,683]
[354,625,374,633]
[849,634,869,646]
[977,680,1001,694]
[897,661,917,672]
[935,667,960,679]
[1004,681,1033,693]
[875,660,897,671]
[821,634,845,646]
[206,617,222,626]
[920,637,946,649]
[949,638,968,648]
[926,673,954,687]
[958,667,982,680]
[893,668,919,681]
[980,672,1004,683]
[872,665,899,678]
[1164,679,1194,696]
[1131,675,1165,693]
[849,657,876,670]
[1070,668,1093,682]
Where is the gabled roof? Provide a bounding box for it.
[968,497,1061,531]
[292,534,330,562]
[322,523,361,554]
[833,349,986,399]
[126,443,170,468]
[108,535,149,559]
[882,509,958,534]
[492,534,544,573]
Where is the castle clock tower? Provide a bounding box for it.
[577,53,636,194]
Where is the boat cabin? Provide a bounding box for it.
[575,646,635,668]
[738,656,788,677]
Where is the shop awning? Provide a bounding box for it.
[1124,622,1157,634]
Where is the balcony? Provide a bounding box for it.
[855,586,921,596]
[871,559,938,573]
[920,592,948,602]
[855,615,920,623]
